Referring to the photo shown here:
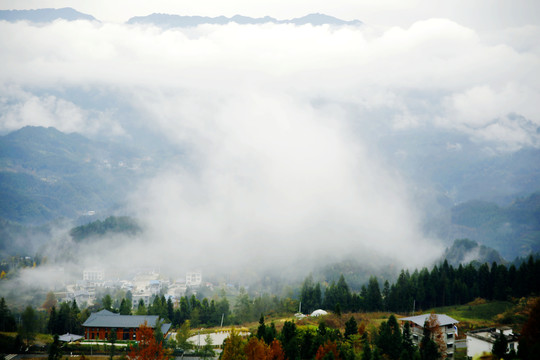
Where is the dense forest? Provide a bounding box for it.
[301,256,540,316]
[69,216,141,241]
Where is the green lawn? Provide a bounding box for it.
[428,300,515,329]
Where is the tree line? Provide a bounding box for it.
[301,256,540,314]
[218,313,459,360]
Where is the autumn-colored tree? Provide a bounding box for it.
[268,339,285,360]
[425,313,446,359]
[245,337,268,360]
[518,298,540,360]
[357,322,366,337]
[221,329,247,360]
[315,341,341,360]
[43,291,57,312]
[128,322,165,360]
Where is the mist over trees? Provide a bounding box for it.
[301,257,540,314]
[69,216,141,242]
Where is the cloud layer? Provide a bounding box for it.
[1,16,539,276]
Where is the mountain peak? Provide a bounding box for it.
[0,7,97,23]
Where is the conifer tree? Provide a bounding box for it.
[344,316,358,339]
[48,334,62,360]
[492,332,508,360]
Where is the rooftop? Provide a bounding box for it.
[467,328,519,344]
[82,310,171,334]
[399,314,459,327]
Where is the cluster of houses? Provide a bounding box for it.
[62,269,206,308]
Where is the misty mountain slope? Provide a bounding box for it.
[379,130,540,204]
[0,126,151,224]
[444,193,540,259]
[442,238,505,267]
[0,217,58,256]
[127,13,362,28]
[0,8,97,23]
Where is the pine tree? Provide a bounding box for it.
[366,277,383,312]
[280,321,299,360]
[0,297,16,332]
[120,299,131,315]
[167,297,174,322]
[48,334,62,360]
[344,316,358,339]
[257,314,267,341]
[492,332,508,360]
[401,322,415,359]
[136,299,146,315]
[362,336,372,360]
[102,294,113,311]
[420,318,440,360]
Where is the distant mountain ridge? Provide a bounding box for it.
[0,7,96,22]
[0,8,361,27]
[127,13,363,28]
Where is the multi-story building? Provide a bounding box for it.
[466,327,519,358]
[186,271,202,287]
[400,314,459,359]
[83,269,104,281]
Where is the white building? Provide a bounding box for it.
[132,293,152,308]
[83,269,104,281]
[400,314,459,359]
[186,271,202,287]
[467,327,519,358]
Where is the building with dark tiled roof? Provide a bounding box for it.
[82,310,171,341]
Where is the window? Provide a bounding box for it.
[447,333,453,339]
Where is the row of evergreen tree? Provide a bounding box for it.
[132,293,231,328]
[301,256,540,314]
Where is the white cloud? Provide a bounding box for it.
[437,84,540,149]
[1,14,539,274]
[0,87,125,136]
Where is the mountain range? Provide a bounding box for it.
[126,13,362,28]
[0,8,362,27]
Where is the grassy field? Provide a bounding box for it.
[432,300,513,321]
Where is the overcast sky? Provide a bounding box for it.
[1,0,539,278]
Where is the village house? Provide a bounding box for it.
[400,314,459,359]
[466,327,519,358]
[82,309,171,341]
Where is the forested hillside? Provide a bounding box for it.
[0,126,151,224]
